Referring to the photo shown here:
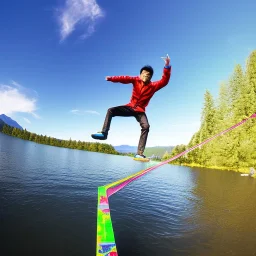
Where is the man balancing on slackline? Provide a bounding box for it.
[91,54,172,159]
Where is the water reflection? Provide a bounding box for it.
[1,133,256,256]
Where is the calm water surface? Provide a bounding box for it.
[1,133,256,256]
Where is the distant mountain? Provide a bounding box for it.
[114,145,175,157]
[0,114,23,130]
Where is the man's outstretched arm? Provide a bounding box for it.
[105,76,137,84]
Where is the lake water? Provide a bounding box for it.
[1,132,256,256]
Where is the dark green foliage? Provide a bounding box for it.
[170,50,256,169]
[1,124,119,155]
[144,146,174,158]
[0,119,5,131]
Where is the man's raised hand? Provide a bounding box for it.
[161,54,170,66]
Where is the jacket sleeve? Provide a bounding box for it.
[107,76,137,84]
[153,66,172,91]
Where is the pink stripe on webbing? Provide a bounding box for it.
[107,114,255,197]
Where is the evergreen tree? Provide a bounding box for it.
[199,90,216,165]
[162,151,170,160]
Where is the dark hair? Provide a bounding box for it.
[140,65,154,77]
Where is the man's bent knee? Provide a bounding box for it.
[107,107,115,116]
[141,124,150,130]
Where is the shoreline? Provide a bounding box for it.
[176,162,256,178]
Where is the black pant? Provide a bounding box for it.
[102,106,150,154]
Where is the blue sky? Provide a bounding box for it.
[0,0,255,147]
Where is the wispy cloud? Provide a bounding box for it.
[10,80,22,88]
[31,112,40,119]
[23,118,31,124]
[57,0,104,41]
[85,110,100,115]
[0,82,39,117]
[70,109,100,115]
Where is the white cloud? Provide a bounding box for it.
[70,109,100,115]
[11,80,39,98]
[0,82,39,117]
[57,0,104,41]
[23,118,31,124]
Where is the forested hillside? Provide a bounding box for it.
[164,50,256,173]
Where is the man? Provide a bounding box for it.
[91,54,172,159]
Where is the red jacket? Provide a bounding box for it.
[107,66,172,112]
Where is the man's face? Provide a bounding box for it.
[140,70,152,84]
